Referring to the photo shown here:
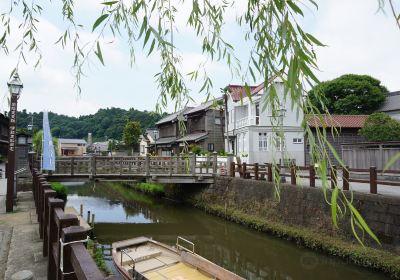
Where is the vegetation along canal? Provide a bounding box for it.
[64,181,388,280]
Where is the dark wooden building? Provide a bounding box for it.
[152,100,225,156]
[305,115,367,166]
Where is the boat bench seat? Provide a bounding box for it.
[121,250,162,266]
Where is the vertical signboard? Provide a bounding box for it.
[42,111,55,171]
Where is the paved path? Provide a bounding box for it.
[0,191,47,279]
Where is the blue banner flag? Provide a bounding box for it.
[42,111,55,171]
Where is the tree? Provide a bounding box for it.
[32,130,58,155]
[308,74,387,114]
[359,113,400,142]
[122,121,142,155]
[2,0,390,245]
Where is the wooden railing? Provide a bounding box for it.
[31,168,116,280]
[229,162,400,194]
[33,153,229,177]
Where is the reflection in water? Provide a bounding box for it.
[66,182,388,280]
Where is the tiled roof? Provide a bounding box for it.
[58,138,87,144]
[227,84,258,102]
[176,132,208,142]
[379,91,400,112]
[307,115,368,128]
[185,97,223,115]
[155,107,193,125]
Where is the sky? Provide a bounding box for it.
[0,0,399,117]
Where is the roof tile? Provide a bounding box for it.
[307,115,367,128]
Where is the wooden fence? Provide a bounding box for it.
[342,142,400,170]
[31,168,116,280]
[230,162,400,194]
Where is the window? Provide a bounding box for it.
[208,143,214,152]
[293,138,303,144]
[258,133,267,151]
[215,117,221,125]
[255,103,260,125]
[275,137,285,152]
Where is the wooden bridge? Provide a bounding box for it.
[34,154,231,184]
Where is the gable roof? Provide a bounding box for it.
[307,115,367,128]
[379,91,400,112]
[58,138,87,144]
[227,84,258,102]
[184,98,223,115]
[155,107,193,125]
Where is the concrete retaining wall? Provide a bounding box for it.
[187,177,400,252]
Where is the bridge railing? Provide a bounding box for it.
[39,153,232,177]
[30,167,116,280]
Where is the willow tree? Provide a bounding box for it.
[2,0,397,245]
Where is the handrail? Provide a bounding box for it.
[120,248,135,278]
[176,236,195,254]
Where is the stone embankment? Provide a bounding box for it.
[165,177,400,278]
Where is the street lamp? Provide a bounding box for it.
[278,104,286,183]
[6,72,23,212]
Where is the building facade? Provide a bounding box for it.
[57,138,87,156]
[378,91,400,120]
[225,82,304,164]
[305,115,367,166]
[0,113,9,158]
[152,101,225,156]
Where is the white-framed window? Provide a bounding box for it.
[293,138,303,144]
[275,137,285,152]
[258,133,267,151]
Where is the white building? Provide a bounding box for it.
[225,82,304,165]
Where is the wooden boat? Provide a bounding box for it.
[112,236,245,280]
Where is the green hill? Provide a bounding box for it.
[17,107,164,141]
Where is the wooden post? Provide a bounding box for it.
[42,189,56,256]
[212,152,218,175]
[61,226,103,279]
[189,152,196,176]
[175,154,180,174]
[39,182,51,237]
[330,165,337,189]
[370,166,377,194]
[230,162,235,177]
[145,154,150,176]
[343,166,349,191]
[71,157,75,176]
[309,165,315,187]
[169,157,173,176]
[80,204,83,217]
[46,198,65,277]
[87,210,91,224]
[206,154,211,174]
[290,164,296,185]
[242,162,247,179]
[91,156,96,177]
[91,213,95,228]
[254,163,259,180]
[119,158,123,175]
[237,163,242,178]
[227,154,234,177]
[267,163,273,182]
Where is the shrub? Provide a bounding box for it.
[50,182,67,201]
[135,182,165,196]
[359,113,400,142]
[189,144,203,155]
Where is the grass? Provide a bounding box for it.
[193,202,400,279]
[50,182,67,201]
[131,182,165,196]
[87,240,112,276]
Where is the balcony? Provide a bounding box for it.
[235,116,259,129]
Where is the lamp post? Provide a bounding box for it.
[278,105,286,183]
[6,72,23,212]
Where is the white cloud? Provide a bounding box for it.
[312,0,400,90]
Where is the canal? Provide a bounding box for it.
[65,181,388,280]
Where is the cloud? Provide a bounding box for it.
[311,0,400,90]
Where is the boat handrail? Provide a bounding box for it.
[120,248,135,279]
[176,236,195,254]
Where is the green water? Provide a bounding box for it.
[65,181,389,280]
